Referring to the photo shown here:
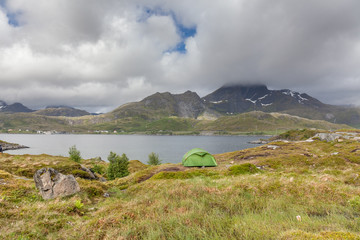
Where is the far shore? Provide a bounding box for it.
[0,131,276,137]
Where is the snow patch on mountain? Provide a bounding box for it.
[281,90,309,104]
[261,103,273,107]
[245,93,272,106]
[209,100,228,104]
[245,98,257,104]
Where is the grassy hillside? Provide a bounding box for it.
[0,113,87,133]
[1,130,360,239]
[0,111,352,135]
[194,112,348,133]
[281,105,360,127]
[75,111,351,135]
[34,107,90,117]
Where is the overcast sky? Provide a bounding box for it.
[1,0,360,112]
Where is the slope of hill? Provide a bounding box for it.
[0,113,88,132]
[194,111,348,133]
[34,106,90,117]
[109,90,217,120]
[73,111,347,134]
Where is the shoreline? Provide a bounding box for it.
[0,131,275,137]
[0,140,29,151]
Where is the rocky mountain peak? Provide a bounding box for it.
[139,91,204,118]
[0,100,34,113]
[202,84,325,115]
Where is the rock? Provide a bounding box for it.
[80,165,97,179]
[98,177,107,182]
[267,145,279,150]
[314,133,342,142]
[34,168,80,200]
[249,140,268,144]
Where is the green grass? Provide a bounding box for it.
[227,163,262,175]
[269,128,322,141]
[1,131,360,239]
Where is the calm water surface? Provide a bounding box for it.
[0,134,268,164]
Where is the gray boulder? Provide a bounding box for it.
[34,168,80,200]
[314,133,342,142]
[80,165,97,179]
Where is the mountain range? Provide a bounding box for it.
[0,84,359,133]
[0,102,90,117]
[106,84,360,126]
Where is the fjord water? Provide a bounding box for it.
[0,134,267,164]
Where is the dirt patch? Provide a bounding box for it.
[344,157,360,165]
[136,174,152,183]
[160,167,185,172]
[242,153,272,160]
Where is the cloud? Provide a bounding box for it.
[0,0,360,111]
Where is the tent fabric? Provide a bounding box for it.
[182,148,217,167]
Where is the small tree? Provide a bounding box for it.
[69,145,81,163]
[107,152,129,180]
[147,152,162,165]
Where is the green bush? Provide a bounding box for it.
[348,196,360,211]
[147,152,162,165]
[227,163,261,175]
[107,152,129,180]
[91,164,105,175]
[69,145,81,163]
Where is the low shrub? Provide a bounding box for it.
[77,179,107,198]
[348,196,360,211]
[0,170,13,179]
[227,163,262,175]
[91,164,105,175]
[147,152,162,165]
[271,129,319,141]
[107,152,129,180]
[69,145,81,163]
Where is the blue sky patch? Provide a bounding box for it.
[0,0,21,27]
[141,7,197,54]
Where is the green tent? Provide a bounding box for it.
[182,148,217,167]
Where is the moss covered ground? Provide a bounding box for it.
[1,130,360,239]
